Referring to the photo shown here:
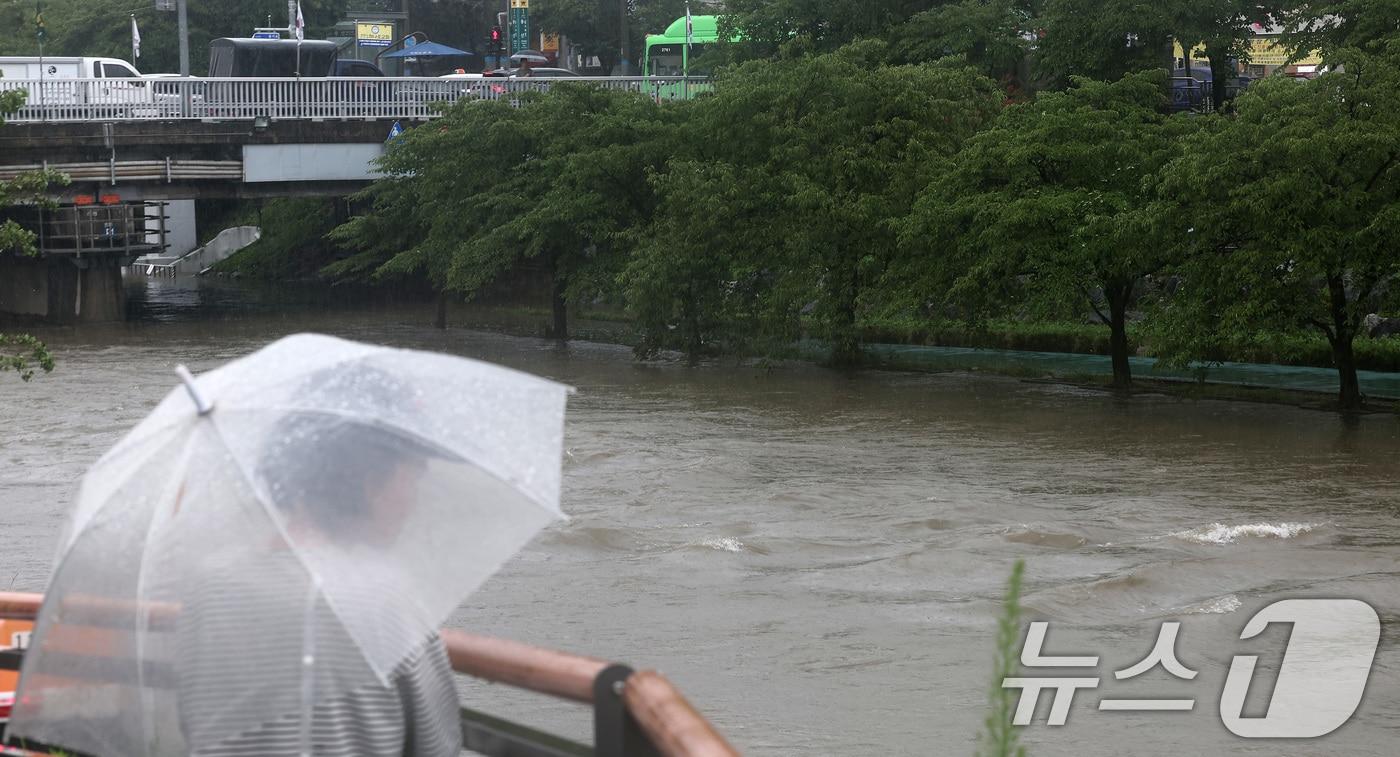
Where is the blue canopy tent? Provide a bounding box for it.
[380,41,477,76]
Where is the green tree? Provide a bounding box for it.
[1,88,65,381]
[332,84,674,340]
[1174,0,1282,110]
[532,0,689,73]
[1033,0,1178,84]
[1277,0,1400,59]
[622,159,784,360]
[886,0,1039,92]
[629,43,1002,364]
[1154,55,1400,410]
[902,71,1186,388]
[718,0,944,59]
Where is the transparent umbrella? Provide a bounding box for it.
[508,49,549,64]
[8,334,571,757]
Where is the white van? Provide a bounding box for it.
[0,56,154,116]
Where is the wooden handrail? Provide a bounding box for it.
[623,670,740,757]
[0,592,740,756]
[439,628,607,704]
[0,592,41,620]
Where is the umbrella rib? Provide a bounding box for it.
[53,421,194,558]
[202,412,416,686]
[197,413,395,682]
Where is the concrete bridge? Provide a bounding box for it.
[0,76,705,324]
[0,76,705,201]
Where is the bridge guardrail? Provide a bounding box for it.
[0,77,712,124]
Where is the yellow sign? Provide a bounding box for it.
[511,0,529,8]
[356,22,394,47]
[1172,38,1322,68]
[541,33,559,53]
[1249,38,1321,67]
[1172,41,1207,60]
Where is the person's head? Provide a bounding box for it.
[258,364,448,547]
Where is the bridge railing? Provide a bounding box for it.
[0,77,712,124]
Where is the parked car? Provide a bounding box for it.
[144,73,205,118]
[333,59,385,77]
[512,68,580,78]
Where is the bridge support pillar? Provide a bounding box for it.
[0,256,127,324]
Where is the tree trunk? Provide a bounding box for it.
[1327,273,1362,410]
[548,279,568,341]
[1332,335,1363,411]
[1205,42,1230,111]
[433,289,447,330]
[1106,282,1133,389]
[828,258,862,367]
[544,250,569,341]
[682,284,703,365]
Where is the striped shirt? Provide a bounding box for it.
[173,550,462,757]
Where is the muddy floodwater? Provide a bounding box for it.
[3,277,1398,755]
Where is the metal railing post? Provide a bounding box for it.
[594,665,662,757]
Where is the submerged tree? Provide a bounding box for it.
[1154,54,1400,410]
[902,71,1188,388]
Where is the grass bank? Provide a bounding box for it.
[446,305,1399,411]
[859,316,1400,374]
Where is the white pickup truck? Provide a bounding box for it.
[0,56,156,117]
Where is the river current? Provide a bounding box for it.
[2,277,1398,755]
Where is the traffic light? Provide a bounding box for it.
[489,25,503,55]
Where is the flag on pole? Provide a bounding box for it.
[294,1,305,42]
[131,15,142,59]
[34,1,46,42]
[685,2,693,47]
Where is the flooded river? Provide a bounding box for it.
[3,277,1399,755]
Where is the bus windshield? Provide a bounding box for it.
[687,43,714,76]
[649,44,683,77]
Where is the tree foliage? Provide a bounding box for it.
[629,43,1002,363]
[1153,52,1400,409]
[332,84,676,339]
[1,90,65,382]
[886,0,1038,86]
[902,71,1186,387]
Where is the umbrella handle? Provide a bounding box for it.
[175,365,215,416]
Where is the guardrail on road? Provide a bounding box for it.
[0,77,713,124]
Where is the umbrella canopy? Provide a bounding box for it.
[9,334,571,757]
[509,49,550,63]
[382,41,474,59]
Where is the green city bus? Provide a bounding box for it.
[642,14,728,99]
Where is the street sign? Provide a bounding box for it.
[356,22,394,47]
[252,31,281,39]
[509,0,529,54]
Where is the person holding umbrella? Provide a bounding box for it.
[509,49,549,77]
[7,334,572,757]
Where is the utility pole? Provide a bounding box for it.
[618,0,628,74]
[177,0,189,75]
